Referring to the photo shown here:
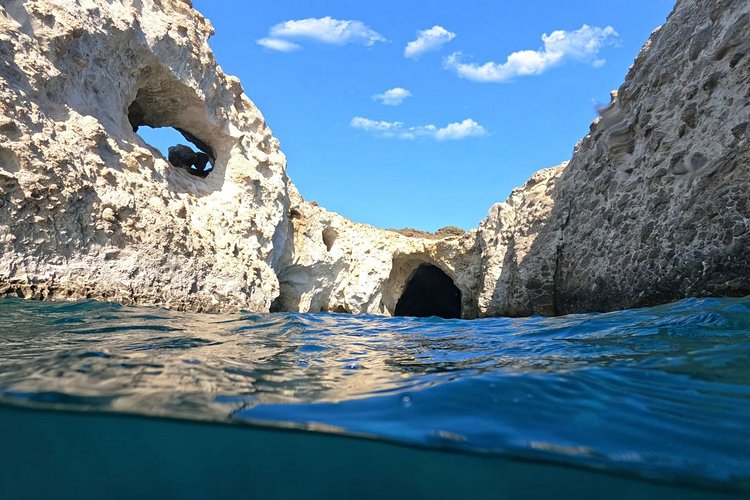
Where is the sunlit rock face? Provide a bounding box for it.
[0,0,291,312]
[475,164,566,317]
[1,0,748,317]
[272,190,481,317]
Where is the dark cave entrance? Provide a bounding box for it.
[394,264,462,319]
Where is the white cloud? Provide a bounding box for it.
[351,116,487,141]
[404,25,456,59]
[444,24,618,82]
[256,37,301,52]
[266,17,386,47]
[434,119,487,140]
[372,87,412,106]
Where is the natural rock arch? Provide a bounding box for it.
[124,63,236,189]
[394,264,462,319]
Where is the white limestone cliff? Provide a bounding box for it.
[0,0,291,312]
[275,189,480,316]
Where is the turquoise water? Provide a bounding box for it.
[1,297,749,498]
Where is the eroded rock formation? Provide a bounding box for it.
[475,164,567,317]
[1,0,748,317]
[272,189,481,316]
[0,0,290,312]
[478,0,750,315]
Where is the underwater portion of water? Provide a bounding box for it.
[0,296,749,496]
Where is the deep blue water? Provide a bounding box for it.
[0,296,749,498]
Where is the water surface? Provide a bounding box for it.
[0,297,749,497]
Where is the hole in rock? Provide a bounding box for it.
[394,264,461,319]
[136,125,215,178]
[322,228,337,252]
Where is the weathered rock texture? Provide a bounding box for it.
[476,0,750,316]
[0,0,291,312]
[475,164,566,317]
[1,0,748,317]
[273,189,481,316]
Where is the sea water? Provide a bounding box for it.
[0,297,748,499]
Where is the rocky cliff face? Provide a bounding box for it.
[475,0,750,316]
[474,164,566,317]
[0,0,290,312]
[274,189,481,316]
[1,0,748,317]
[550,0,750,314]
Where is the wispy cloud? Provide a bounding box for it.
[373,87,412,106]
[257,17,386,51]
[350,117,403,133]
[444,24,618,82]
[351,117,487,140]
[404,25,456,59]
[256,37,301,52]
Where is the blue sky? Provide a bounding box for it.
[143,1,674,231]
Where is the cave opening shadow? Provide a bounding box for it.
[394,264,462,319]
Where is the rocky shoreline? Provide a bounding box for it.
[0,0,748,318]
